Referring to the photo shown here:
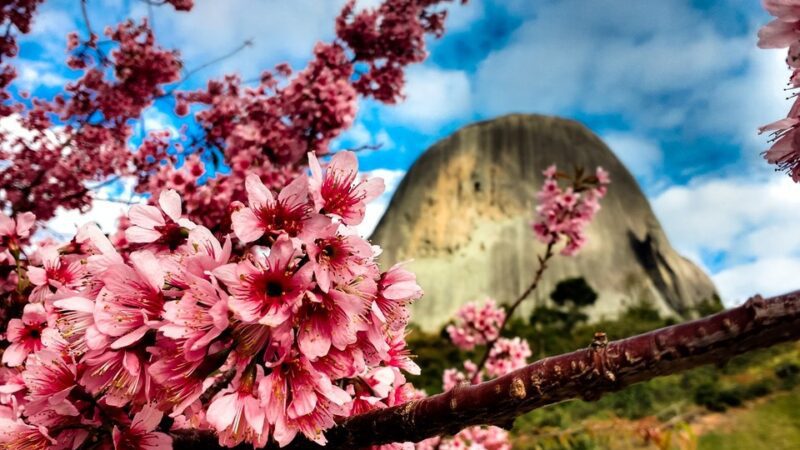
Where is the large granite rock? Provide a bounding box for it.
[371,114,717,332]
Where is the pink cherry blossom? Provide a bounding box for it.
[371,263,424,338]
[126,189,195,250]
[21,349,77,416]
[300,215,373,293]
[446,299,506,351]
[52,295,110,355]
[80,347,149,407]
[531,165,610,256]
[308,151,384,225]
[94,251,166,350]
[160,273,228,361]
[207,367,270,448]
[297,287,369,360]
[26,246,87,302]
[484,337,532,379]
[220,235,313,326]
[231,174,311,243]
[0,212,35,251]
[3,303,46,366]
[112,403,173,450]
[259,355,350,446]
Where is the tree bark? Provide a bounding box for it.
[173,290,800,449]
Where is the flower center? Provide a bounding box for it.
[265,281,284,297]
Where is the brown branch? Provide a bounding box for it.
[172,290,800,449]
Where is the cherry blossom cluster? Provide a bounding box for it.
[434,299,532,450]
[138,0,466,229]
[0,18,182,220]
[758,0,800,181]
[0,151,426,449]
[531,165,610,256]
[0,0,44,116]
[416,426,511,450]
[446,299,505,351]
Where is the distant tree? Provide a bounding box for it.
[550,276,598,308]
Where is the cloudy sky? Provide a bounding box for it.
[14,0,800,306]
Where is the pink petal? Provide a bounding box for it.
[85,325,110,351]
[130,251,165,292]
[128,204,165,229]
[6,319,24,342]
[211,263,239,286]
[244,397,265,432]
[125,226,162,244]
[2,343,28,366]
[245,174,274,210]
[0,212,15,235]
[122,351,140,376]
[288,386,317,418]
[53,296,95,313]
[308,152,323,181]
[758,19,800,48]
[26,266,47,286]
[298,316,331,360]
[360,176,385,204]
[329,151,358,176]
[158,190,183,223]
[277,176,309,207]
[140,432,172,450]
[22,303,47,326]
[14,212,36,237]
[231,209,265,243]
[206,393,238,430]
[110,326,149,350]
[131,403,163,433]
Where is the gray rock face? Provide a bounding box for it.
[371,114,717,332]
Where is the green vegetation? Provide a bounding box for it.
[407,283,799,449]
[698,389,800,450]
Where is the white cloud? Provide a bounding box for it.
[443,0,483,32]
[652,175,800,305]
[15,61,67,92]
[472,0,786,160]
[602,132,663,182]
[357,169,406,237]
[43,177,144,240]
[386,65,471,131]
[25,6,76,56]
[336,122,395,152]
[689,48,791,156]
[142,106,179,138]
[713,257,800,306]
[131,0,348,79]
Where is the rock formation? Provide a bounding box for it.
[371,114,717,332]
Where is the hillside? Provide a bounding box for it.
[372,114,717,331]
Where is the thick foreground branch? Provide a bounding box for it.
[174,291,800,449]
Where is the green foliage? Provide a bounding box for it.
[692,295,725,317]
[550,277,598,308]
[407,291,800,448]
[406,324,473,394]
[698,389,800,450]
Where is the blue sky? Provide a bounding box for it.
[12,0,800,305]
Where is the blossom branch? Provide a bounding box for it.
[174,290,800,449]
